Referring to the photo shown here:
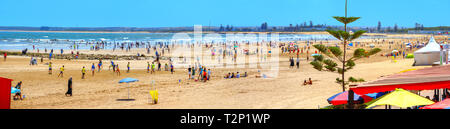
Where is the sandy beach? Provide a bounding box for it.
[1,33,448,109]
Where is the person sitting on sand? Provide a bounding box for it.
[14,81,23,100]
[303,80,308,85]
[110,61,115,72]
[242,72,247,77]
[165,63,169,71]
[65,77,72,97]
[255,70,262,78]
[58,65,64,77]
[231,73,235,78]
[236,72,240,78]
[308,78,312,85]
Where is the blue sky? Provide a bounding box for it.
[0,0,448,28]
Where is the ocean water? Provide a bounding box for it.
[0,31,383,50]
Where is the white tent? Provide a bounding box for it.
[413,36,445,66]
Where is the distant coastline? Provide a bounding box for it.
[0,29,331,35]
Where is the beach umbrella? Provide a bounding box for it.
[421,98,450,109]
[327,91,373,105]
[365,92,387,99]
[119,78,139,83]
[11,87,20,94]
[118,78,139,100]
[365,88,435,109]
[392,50,399,53]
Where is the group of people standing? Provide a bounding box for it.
[289,57,300,69]
[188,65,211,82]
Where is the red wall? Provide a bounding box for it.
[0,77,12,109]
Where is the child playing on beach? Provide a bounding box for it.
[82,66,86,79]
[188,66,192,79]
[127,62,130,73]
[58,65,64,77]
[3,52,6,61]
[48,62,52,75]
[116,64,121,76]
[98,59,102,72]
[91,63,96,76]
[66,77,72,97]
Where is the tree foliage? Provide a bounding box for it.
[309,16,382,89]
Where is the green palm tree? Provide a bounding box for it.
[309,0,381,108]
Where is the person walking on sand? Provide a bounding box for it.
[165,63,168,71]
[82,66,86,79]
[296,57,300,69]
[170,63,174,74]
[13,81,23,100]
[116,64,121,76]
[191,66,196,80]
[188,66,192,79]
[98,59,102,72]
[3,52,6,61]
[65,77,72,97]
[110,60,115,72]
[158,62,161,71]
[91,63,96,76]
[58,65,65,77]
[127,62,130,73]
[151,62,155,74]
[48,62,52,75]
